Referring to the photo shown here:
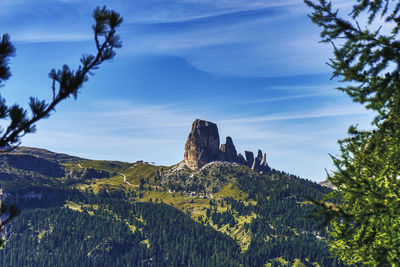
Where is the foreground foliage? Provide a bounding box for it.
[0,6,122,246]
[305,0,400,265]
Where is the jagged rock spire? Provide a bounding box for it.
[244,151,254,168]
[221,136,238,162]
[183,119,269,172]
[184,119,221,169]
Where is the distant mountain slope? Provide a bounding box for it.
[10,146,83,163]
[0,147,131,192]
[0,147,344,266]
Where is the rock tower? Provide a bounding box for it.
[183,119,269,172]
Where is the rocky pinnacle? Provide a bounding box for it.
[183,119,270,172]
[184,119,220,169]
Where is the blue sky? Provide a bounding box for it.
[0,0,373,181]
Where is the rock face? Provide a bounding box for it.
[222,137,237,162]
[183,119,270,172]
[244,151,254,168]
[252,150,269,172]
[184,119,221,169]
[237,153,247,165]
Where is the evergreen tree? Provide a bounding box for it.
[305,0,400,265]
[0,6,122,246]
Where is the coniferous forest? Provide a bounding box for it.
[0,151,345,266]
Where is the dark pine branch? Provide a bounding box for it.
[0,6,123,148]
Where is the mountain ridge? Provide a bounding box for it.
[0,120,343,266]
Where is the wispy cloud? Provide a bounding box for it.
[1,0,331,76]
[263,85,338,91]
[235,92,337,105]
[222,105,371,124]
[121,0,304,23]
[12,31,91,43]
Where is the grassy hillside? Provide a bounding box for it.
[0,147,343,266]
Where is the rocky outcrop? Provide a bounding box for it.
[319,180,336,189]
[244,151,254,168]
[251,151,261,171]
[260,153,267,167]
[221,137,238,162]
[184,119,221,169]
[237,153,247,165]
[183,119,270,172]
[251,150,269,172]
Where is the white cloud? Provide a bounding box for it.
[12,31,91,43]
[221,105,371,124]
[121,0,305,23]
[119,8,331,76]
[235,92,338,104]
[1,0,332,76]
